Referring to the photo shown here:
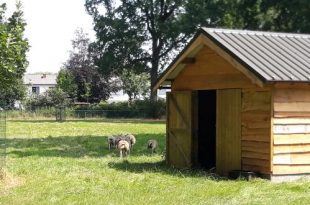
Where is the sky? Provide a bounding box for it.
[2,0,95,74]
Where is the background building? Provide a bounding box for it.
[23,73,57,96]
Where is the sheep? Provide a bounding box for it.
[147,139,158,154]
[109,134,136,154]
[107,136,116,150]
[117,140,130,158]
[125,134,136,149]
[114,134,130,145]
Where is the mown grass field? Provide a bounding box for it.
[1,119,310,205]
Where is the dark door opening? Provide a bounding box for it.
[198,90,216,169]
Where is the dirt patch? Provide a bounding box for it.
[0,168,23,194]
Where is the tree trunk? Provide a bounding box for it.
[150,62,158,102]
[150,36,160,103]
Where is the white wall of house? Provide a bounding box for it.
[26,84,56,96]
[107,89,169,102]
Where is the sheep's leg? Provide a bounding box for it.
[120,150,123,158]
[108,143,111,150]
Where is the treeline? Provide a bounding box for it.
[0,1,309,114]
[0,2,29,109]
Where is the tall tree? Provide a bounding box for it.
[64,29,118,103]
[56,68,78,100]
[0,2,29,90]
[260,0,310,32]
[86,0,310,103]
[85,0,219,101]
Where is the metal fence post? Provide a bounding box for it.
[0,111,6,173]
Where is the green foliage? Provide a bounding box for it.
[25,88,70,110]
[86,0,310,102]
[90,98,166,118]
[64,29,118,103]
[47,88,70,108]
[0,2,29,89]
[120,70,150,103]
[6,107,56,119]
[260,0,310,32]
[0,78,26,109]
[85,0,218,100]
[56,68,78,100]
[210,0,310,32]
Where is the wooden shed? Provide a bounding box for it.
[155,28,310,181]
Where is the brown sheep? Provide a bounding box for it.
[147,139,158,154]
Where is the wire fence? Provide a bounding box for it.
[0,111,6,171]
[6,109,155,121]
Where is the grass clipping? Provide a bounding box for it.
[0,168,22,192]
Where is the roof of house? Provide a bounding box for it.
[155,28,310,89]
[23,73,57,85]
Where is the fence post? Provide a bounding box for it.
[0,111,6,176]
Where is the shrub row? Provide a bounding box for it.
[7,99,166,119]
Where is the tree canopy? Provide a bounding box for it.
[86,0,309,103]
[0,2,29,90]
[86,0,219,101]
[62,29,118,103]
[56,68,78,100]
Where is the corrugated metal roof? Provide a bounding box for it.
[23,73,57,85]
[201,28,310,82]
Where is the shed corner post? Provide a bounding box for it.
[166,92,171,165]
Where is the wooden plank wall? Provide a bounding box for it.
[241,89,272,174]
[273,89,310,175]
[172,46,256,91]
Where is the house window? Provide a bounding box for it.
[32,87,40,95]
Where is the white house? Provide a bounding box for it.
[23,73,168,101]
[23,73,57,96]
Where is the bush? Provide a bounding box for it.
[25,89,71,111]
[74,99,166,119]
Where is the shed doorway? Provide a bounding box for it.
[197,90,216,169]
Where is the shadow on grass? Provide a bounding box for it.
[8,119,165,124]
[108,160,226,180]
[6,133,165,158]
[6,131,230,180]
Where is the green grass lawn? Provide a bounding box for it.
[1,119,310,205]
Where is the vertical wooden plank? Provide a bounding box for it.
[166,92,171,165]
[191,91,199,166]
[216,89,241,175]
